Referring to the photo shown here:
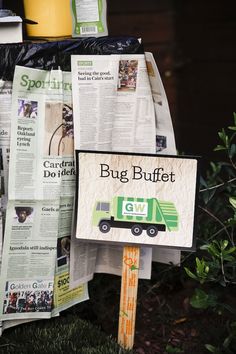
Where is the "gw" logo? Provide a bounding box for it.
[122,201,148,216]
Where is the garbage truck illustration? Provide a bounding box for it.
[92,196,179,237]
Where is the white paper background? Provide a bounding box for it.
[76,152,198,248]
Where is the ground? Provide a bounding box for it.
[76,267,236,354]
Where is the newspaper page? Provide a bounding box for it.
[0,67,88,322]
[145,52,177,155]
[95,245,152,279]
[71,54,156,153]
[8,68,75,201]
[70,242,152,289]
[1,145,10,213]
[53,197,89,315]
[0,195,2,266]
[0,199,59,320]
[0,80,12,333]
[145,52,181,265]
[0,80,49,330]
[0,202,2,335]
[152,247,180,265]
[0,80,12,145]
[71,53,180,273]
[0,80,12,216]
[69,238,97,288]
[71,54,155,282]
[0,207,1,250]
[0,147,2,255]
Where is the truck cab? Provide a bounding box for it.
[92,201,111,232]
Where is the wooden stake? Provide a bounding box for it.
[118,246,140,349]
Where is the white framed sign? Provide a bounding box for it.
[75,151,200,250]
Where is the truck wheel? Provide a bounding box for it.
[99,221,111,233]
[131,224,143,236]
[147,225,158,237]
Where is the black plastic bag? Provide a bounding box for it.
[0,37,143,81]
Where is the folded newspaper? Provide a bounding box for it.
[0,67,88,327]
[0,52,179,332]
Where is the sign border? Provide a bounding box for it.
[75,150,201,251]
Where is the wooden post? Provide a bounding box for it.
[118,246,140,349]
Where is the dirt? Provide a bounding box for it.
[133,282,219,354]
[76,270,236,354]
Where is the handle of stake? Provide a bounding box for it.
[118,246,140,349]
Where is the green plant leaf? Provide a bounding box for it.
[221,240,229,249]
[219,279,227,287]
[214,145,226,151]
[218,129,226,141]
[202,189,217,204]
[208,243,221,258]
[190,289,217,309]
[184,267,198,280]
[196,257,204,272]
[233,112,236,125]
[224,246,236,255]
[223,255,236,262]
[230,321,236,329]
[205,344,218,353]
[166,344,184,353]
[221,304,236,315]
[223,335,234,351]
[229,197,236,209]
[200,244,210,251]
[200,176,208,188]
[229,144,236,158]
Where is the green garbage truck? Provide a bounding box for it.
[92,196,179,237]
